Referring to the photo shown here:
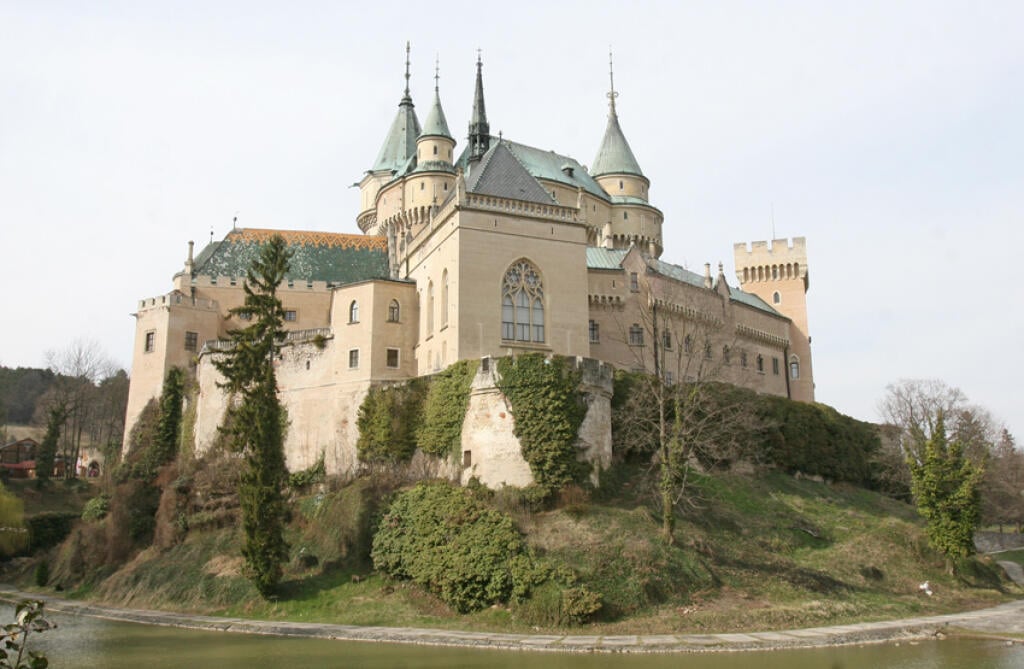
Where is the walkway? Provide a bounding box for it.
[1,586,1023,653]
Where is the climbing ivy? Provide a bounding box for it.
[356,379,428,463]
[496,354,587,491]
[417,359,478,458]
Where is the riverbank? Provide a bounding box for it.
[2,586,1022,653]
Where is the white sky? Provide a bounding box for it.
[1,1,1021,438]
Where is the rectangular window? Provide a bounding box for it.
[629,272,639,292]
[238,311,252,321]
[184,331,198,352]
[772,357,780,375]
[463,450,472,467]
[348,349,359,369]
[386,348,400,368]
[589,320,600,344]
[664,371,674,385]
[629,324,644,346]
[144,331,156,353]
[284,310,297,322]
[661,330,672,350]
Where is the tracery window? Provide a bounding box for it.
[501,260,544,342]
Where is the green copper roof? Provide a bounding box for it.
[586,247,628,269]
[372,99,421,173]
[591,112,644,178]
[192,229,389,285]
[420,87,452,139]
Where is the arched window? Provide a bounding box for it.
[427,281,434,333]
[772,291,781,304]
[501,260,544,342]
[387,299,400,322]
[348,300,359,323]
[789,355,800,380]
[441,269,449,327]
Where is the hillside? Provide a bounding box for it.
[9,465,1017,634]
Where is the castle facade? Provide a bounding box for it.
[123,50,814,485]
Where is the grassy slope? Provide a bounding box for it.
[13,468,1019,634]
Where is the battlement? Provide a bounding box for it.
[189,275,339,292]
[137,291,218,312]
[733,237,808,286]
[734,237,807,259]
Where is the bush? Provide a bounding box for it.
[288,455,326,490]
[81,494,111,522]
[26,512,78,553]
[371,481,531,612]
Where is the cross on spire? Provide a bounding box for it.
[607,48,619,116]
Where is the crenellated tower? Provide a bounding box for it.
[733,237,814,402]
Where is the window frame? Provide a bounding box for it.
[348,348,359,369]
[501,259,545,344]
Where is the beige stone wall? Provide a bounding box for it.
[587,249,791,397]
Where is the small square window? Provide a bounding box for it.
[386,348,400,368]
[144,331,156,353]
[285,310,297,322]
[348,349,359,369]
[238,311,252,321]
[184,331,198,352]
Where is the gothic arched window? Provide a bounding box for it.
[441,269,449,327]
[501,260,544,343]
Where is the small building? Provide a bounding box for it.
[0,438,38,479]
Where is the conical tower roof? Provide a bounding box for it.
[420,58,452,140]
[591,53,644,178]
[467,54,491,160]
[371,43,422,173]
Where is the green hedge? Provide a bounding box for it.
[371,481,531,612]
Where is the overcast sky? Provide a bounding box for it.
[1,1,1021,438]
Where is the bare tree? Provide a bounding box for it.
[610,269,766,543]
[38,339,121,478]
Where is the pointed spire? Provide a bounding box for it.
[591,49,644,178]
[468,50,491,161]
[420,55,452,139]
[371,42,422,173]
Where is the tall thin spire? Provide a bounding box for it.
[402,41,412,103]
[607,48,619,116]
[468,51,490,161]
[420,54,452,140]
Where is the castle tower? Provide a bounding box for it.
[416,58,456,167]
[358,43,422,234]
[467,54,490,162]
[591,52,663,256]
[733,237,815,402]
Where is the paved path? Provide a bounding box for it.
[1,586,1022,654]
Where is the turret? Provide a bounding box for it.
[733,237,814,402]
[591,52,650,202]
[416,57,456,167]
[358,43,422,233]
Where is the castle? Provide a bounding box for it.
[123,48,814,486]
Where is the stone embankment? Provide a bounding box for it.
[1,586,1023,653]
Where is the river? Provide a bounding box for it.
[30,613,1024,668]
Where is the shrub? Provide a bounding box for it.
[288,455,326,490]
[33,561,49,588]
[26,512,78,553]
[371,481,531,612]
[81,495,110,522]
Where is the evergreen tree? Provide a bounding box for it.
[146,367,185,473]
[213,235,292,597]
[35,406,66,484]
[908,412,984,571]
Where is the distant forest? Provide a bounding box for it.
[0,366,57,425]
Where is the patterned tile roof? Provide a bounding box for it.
[465,141,556,204]
[192,228,389,285]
